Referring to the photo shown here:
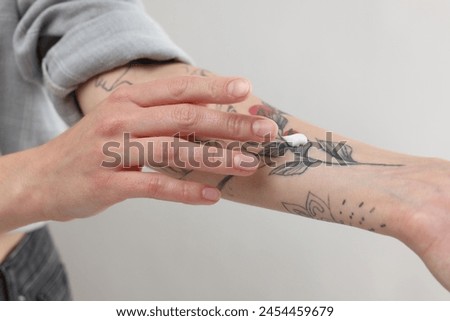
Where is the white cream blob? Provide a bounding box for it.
[282,133,308,147]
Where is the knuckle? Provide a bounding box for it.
[108,86,132,103]
[167,76,190,99]
[92,174,107,191]
[168,142,180,164]
[89,172,115,199]
[148,139,167,167]
[206,78,221,99]
[179,182,193,203]
[146,175,164,198]
[224,114,248,136]
[171,104,200,130]
[94,113,127,137]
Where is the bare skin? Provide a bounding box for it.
[0,73,277,260]
[0,233,24,263]
[77,61,450,290]
[2,62,449,292]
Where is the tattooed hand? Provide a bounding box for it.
[80,62,450,291]
[128,63,450,292]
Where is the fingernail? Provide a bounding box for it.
[234,153,258,170]
[202,187,221,202]
[252,119,277,137]
[227,79,250,97]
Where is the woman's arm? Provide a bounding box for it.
[0,70,280,233]
[77,61,450,290]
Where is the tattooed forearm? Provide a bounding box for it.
[216,102,403,190]
[217,102,295,190]
[94,64,133,92]
[262,135,403,177]
[282,192,387,232]
[249,103,403,177]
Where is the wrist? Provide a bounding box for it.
[76,61,190,114]
[0,147,48,233]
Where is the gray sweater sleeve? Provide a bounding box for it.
[13,0,191,126]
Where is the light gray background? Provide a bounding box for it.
[50,0,450,300]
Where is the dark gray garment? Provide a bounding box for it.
[0,226,71,300]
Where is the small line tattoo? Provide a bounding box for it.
[94,64,133,92]
[282,192,385,232]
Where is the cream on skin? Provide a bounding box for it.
[282,133,308,147]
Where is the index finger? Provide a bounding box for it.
[120,75,252,107]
